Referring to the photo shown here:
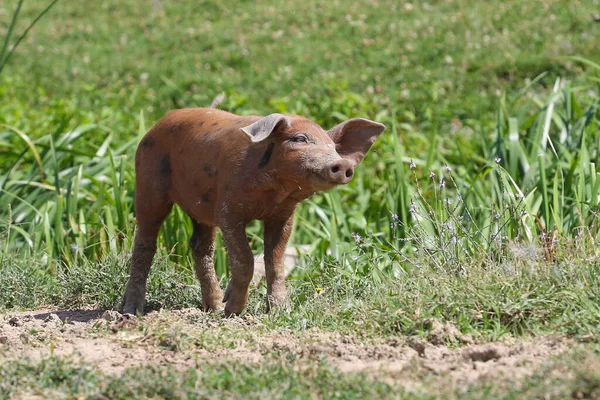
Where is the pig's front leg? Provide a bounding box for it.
[189,221,223,312]
[220,218,254,316]
[264,214,293,311]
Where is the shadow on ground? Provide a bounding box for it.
[32,309,104,323]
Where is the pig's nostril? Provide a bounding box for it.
[328,162,353,182]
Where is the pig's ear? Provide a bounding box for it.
[328,118,386,165]
[241,114,290,143]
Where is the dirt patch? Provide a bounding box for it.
[333,337,569,388]
[0,308,572,391]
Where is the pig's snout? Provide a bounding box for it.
[326,159,354,184]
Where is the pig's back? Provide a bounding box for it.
[135,108,259,225]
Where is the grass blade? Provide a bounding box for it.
[0,0,23,69]
[0,124,44,180]
[0,0,60,75]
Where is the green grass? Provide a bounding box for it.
[0,0,599,266]
[1,0,600,397]
[1,243,599,341]
[0,356,395,399]
[2,344,600,399]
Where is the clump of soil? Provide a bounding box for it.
[422,318,474,345]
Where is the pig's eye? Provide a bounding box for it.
[291,134,310,144]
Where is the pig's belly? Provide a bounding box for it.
[169,185,218,226]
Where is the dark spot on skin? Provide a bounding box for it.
[211,122,218,126]
[159,154,171,176]
[169,124,180,134]
[203,163,219,178]
[201,191,212,203]
[258,142,275,169]
[141,138,155,148]
[197,121,204,127]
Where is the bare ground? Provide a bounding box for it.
[0,308,572,392]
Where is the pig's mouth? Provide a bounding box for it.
[311,174,339,190]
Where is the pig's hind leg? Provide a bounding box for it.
[123,152,173,315]
[122,202,172,315]
[189,220,224,311]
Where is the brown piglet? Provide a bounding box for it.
[122,108,385,315]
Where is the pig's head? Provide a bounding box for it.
[241,114,385,193]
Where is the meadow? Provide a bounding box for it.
[1,0,600,398]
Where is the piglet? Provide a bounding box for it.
[122,108,385,315]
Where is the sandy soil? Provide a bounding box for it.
[0,308,571,391]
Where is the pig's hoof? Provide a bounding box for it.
[223,299,246,316]
[122,306,143,316]
[222,285,247,316]
[202,290,225,313]
[122,297,144,316]
[266,292,290,312]
[224,307,241,317]
[223,300,246,316]
[203,302,224,313]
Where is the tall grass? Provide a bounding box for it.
[1,75,599,277]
